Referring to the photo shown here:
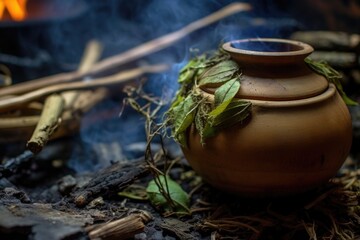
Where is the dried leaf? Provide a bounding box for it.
[146,175,190,214]
[194,101,212,144]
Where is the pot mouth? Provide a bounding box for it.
[222,38,313,57]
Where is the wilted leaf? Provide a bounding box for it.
[146,175,190,214]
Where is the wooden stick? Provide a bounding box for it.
[0,64,168,113]
[0,3,251,97]
[62,40,103,109]
[0,89,108,142]
[26,94,64,154]
[0,115,39,128]
[24,41,102,153]
[88,211,152,240]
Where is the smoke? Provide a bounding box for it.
[51,0,299,172]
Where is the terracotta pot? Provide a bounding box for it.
[182,38,352,196]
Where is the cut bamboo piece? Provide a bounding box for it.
[62,40,103,110]
[0,88,108,143]
[26,94,64,154]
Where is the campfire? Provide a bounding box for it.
[0,1,359,240]
[0,0,27,21]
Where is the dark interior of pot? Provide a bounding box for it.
[230,40,304,52]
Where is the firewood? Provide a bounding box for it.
[26,94,64,154]
[87,211,152,240]
[0,3,251,97]
[62,40,103,110]
[73,160,149,207]
[0,115,39,128]
[0,150,34,178]
[0,88,108,142]
[0,64,168,113]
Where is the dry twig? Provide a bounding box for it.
[0,64,168,112]
[0,3,251,97]
[87,211,152,240]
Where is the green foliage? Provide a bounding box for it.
[199,60,239,86]
[166,50,252,146]
[305,58,358,106]
[146,175,190,215]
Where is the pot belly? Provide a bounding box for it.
[182,87,352,196]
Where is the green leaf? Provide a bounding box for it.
[203,101,251,140]
[169,95,184,110]
[173,95,197,135]
[214,77,241,106]
[202,123,216,139]
[177,132,188,148]
[118,185,148,201]
[341,94,358,106]
[199,60,239,86]
[212,100,252,128]
[179,58,201,84]
[208,78,241,119]
[305,58,358,106]
[203,60,238,77]
[146,175,190,214]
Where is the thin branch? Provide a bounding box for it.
[0,3,251,97]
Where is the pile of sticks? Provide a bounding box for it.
[0,3,251,154]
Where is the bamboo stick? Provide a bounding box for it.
[0,64,168,113]
[26,94,64,153]
[0,88,108,142]
[24,41,103,153]
[62,40,103,109]
[0,3,251,97]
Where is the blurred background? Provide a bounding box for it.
[1,0,359,172]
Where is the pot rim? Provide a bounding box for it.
[199,84,336,108]
[222,38,313,57]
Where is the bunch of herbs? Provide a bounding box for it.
[166,50,252,146]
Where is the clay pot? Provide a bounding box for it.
[182,38,352,196]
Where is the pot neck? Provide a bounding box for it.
[222,38,314,78]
